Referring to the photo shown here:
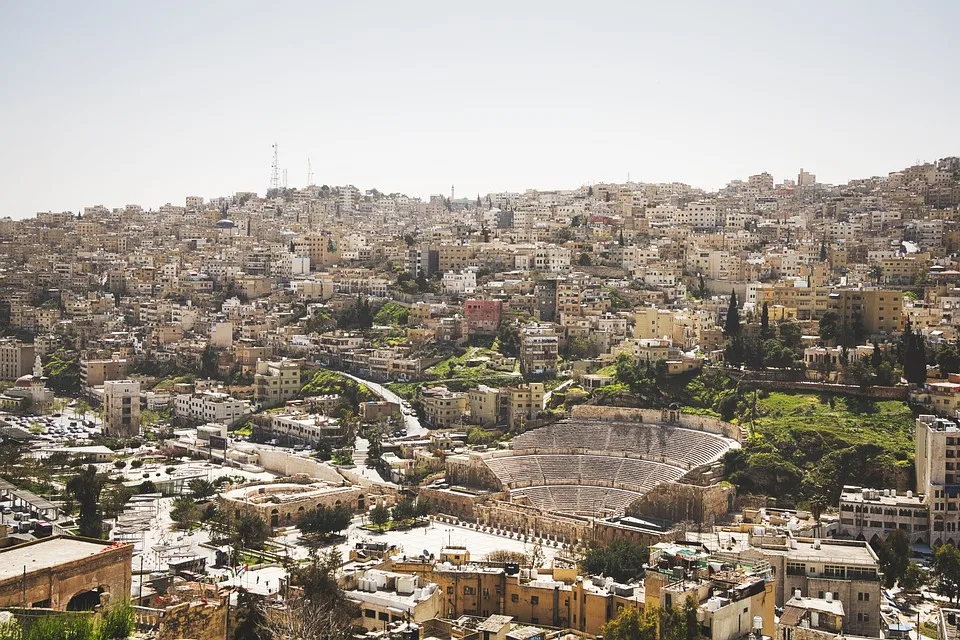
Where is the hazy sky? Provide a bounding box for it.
[1,1,958,218]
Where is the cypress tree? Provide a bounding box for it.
[760,302,770,336]
[724,291,741,337]
[871,340,882,368]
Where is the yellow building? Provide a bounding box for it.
[505,383,544,430]
[634,307,674,340]
[826,288,904,336]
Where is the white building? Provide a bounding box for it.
[441,269,477,294]
[174,390,250,426]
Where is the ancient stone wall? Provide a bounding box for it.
[254,448,345,484]
[570,405,742,441]
[157,599,227,640]
[445,453,502,490]
[420,487,492,522]
[626,481,734,526]
[475,500,591,545]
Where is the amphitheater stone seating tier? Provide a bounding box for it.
[509,419,733,469]
[482,418,737,518]
[511,485,644,516]
[484,454,684,492]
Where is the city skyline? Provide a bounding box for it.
[2,1,959,217]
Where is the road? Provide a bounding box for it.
[339,372,427,437]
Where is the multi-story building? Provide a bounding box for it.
[103,379,141,439]
[837,485,928,545]
[464,299,503,335]
[826,288,904,336]
[505,383,544,431]
[254,359,301,407]
[915,414,960,546]
[758,537,881,637]
[421,386,467,428]
[174,390,250,426]
[519,324,559,377]
[255,411,344,446]
[347,570,442,633]
[468,385,502,426]
[0,339,35,381]
[80,357,130,389]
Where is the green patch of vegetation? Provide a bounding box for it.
[373,301,409,326]
[595,364,617,376]
[724,390,915,509]
[232,422,253,437]
[300,369,375,406]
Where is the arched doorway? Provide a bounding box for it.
[270,509,280,527]
[357,496,365,511]
[67,587,103,611]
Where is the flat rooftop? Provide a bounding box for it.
[0,536,127,582]
[764,539,878,566]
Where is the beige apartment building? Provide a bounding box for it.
[758,537,881,637]
[80,357,130,389]
[103,379,141,439]
[0,339,35,381]
[421,387,467,428]
[505,383,544,431]
[254,359,301,407]
[826,288,904,336]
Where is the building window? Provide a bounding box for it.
[511,594,519,603]
[531,596,539,605]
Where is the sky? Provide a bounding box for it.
[1,1,958,218]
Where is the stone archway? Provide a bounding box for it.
[67,587,103,611]
[270,509,280,527]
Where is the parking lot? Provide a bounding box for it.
[5,404,102,444]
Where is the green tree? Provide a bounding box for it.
[934,543,960,602]
[391,497,416,523]
[602,605,658,640]
[138,480,158,493]
[843,358,874,387]
[760,302,771,339]
[871,340,883,368]
[497,322,521,357]
[171,496,201,529]
[819,311,840,343]
[580,539,647,583]
[875,361,896,386]
[874,529,911,588]
[369,504,390,531]
[300,504,354,539]
[723,291,741,337]
[578,252,593,266]
[233,511,270,550]
[938,344,960,377]
[75,399,90,420]
[779,321,802,351]
[66,465,105,538]
[188,478,216,501]
[415,497,430,519]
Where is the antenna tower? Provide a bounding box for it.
[270,143,280,193]
[283,168,288,189]
[307,158,314,186]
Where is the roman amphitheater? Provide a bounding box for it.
[429,406,741,544]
